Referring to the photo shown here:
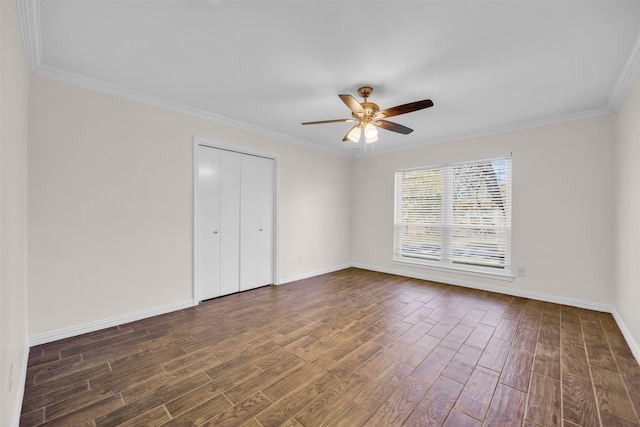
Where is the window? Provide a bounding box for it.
[394,157,512,277]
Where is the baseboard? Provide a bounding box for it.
[28,299,195,346]
[11,344,29,427]
[610,308,640,364]
[278,263,352,285]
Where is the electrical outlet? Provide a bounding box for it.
[298,255,303,263]
[9,362,13,392]
[517,267,526,277]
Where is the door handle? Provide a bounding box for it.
[212,231,219,234]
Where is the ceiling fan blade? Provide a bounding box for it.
[375,120,414,135]
[376,99,434,118]
[339,94,365,114]
[301,118,354,125]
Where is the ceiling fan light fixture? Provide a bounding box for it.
[364,122,378,143]
[302,86,433,144]
[346,126,362,142]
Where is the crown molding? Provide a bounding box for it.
[30,65,351,158]
[16,0,41,70]
[356,106,613,157]
[609,29,640,111]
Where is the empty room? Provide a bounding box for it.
[2,1,640,426]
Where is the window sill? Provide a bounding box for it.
[392,258,515,282]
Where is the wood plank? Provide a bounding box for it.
[256,372,342,427]
[493,318,518,341]
[484,384,526,426]
[224,353,305,403]
[478,337,511,373]
[159,393,232,427]
[455,366,500,420]
[365,377,430,426]
[532,341,560,379]
[464,323,495,350]
[200,392,272,427]
[292,374,371,427]
[352,361,414,412]
[560,320,584,348]
[397,321,432,345]
[441,344,483,385]
[599,411,640,427]
[94,373,212,427]
[562,372,599,427]
[399,334,440,367]
[440,324,474,351]
[443,410,482,427]
[524,373,562,426]
[459,308,487,328]
[115,406,171,427]
[591,366,639,422]
[321,401,371,426]
[537,321,560,346]
[260,360,327,402]
[404,376,463,426]
[585,339,619,372]
[411,345,457,385]
[562,342,591,379]
[500,348,534,392]
[45,393,123,426]
[328,340,382,379]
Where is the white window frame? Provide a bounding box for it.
[393,156,513,280]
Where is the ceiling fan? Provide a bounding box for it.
[302,86,434,143]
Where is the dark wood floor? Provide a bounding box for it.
[20,268,640,426]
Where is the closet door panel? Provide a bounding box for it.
[219,150,241,296]
[197,146,221,300]
[240,154,259,291]
[257,157,274,286]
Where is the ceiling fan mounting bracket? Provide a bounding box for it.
[357,86,373,100]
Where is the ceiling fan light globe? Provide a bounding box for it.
[364,122,378,140]
[347,126,361,142]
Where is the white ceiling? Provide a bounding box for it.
[20,0,640,155]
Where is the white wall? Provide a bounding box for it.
[27,75,352,338]
[352,116,616,307]
[0,0,30,425]
[614,71,640,355]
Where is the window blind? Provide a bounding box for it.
[394,157,512,274]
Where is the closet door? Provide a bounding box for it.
[240,154,260,291]
[197,146,241,300]
[196,146,222,300]
[256,157,274,286]
[219,150,241,296]
[240,154,274,291]
[197,144,274,299]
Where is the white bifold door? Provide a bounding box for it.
[197,145,274,301]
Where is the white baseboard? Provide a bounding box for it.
[353,262,640,364]
[278,263,352,285]
[28,299,195,346]
[610,307,640,364]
